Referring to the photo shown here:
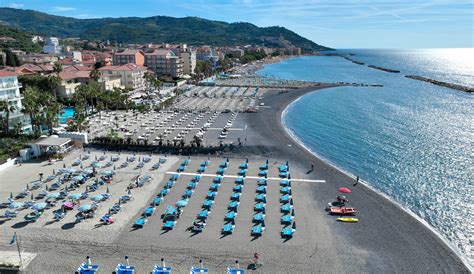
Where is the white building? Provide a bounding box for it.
[0,71,32,133]
[99,64,147,91]
[180,50,196,75]
[43,37,62,55]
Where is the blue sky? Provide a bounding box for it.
[1,0,473,48]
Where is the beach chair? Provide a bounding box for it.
[217,168,226,175]
[280,186,291,194]
[200,160,209,167]
[152,258,172,274]
[281,222,296,238]
[206,191,217,200]
[133,217,147,228]
[192,175,201,182]
[210,183,220,191]
[279,164,288,172]
[280,194,292,203]
[281,212,295,224]
[254,202,266,212]
[256,186,266,194]
[161,189,170,197]
[136,162,145,169]
[225,211,238,221]
[222,221,235,234]
[177,165,186,172]
[120,162,128,168]
[258,170,267,177]
[259,160,269,170]
[190,260,208,273]
[228,201,240,210]
[280,180,290,187]
[257,178,267,186]
[165,181,175,189]
[152,197,163,206]
[191,220,206,232]
[170,174,180,181]
[198,209,210,220]
[152,163,161,170]
[163,220,177,230]
[187,182,197,190]
[202,199,214,209]
[230,192,241,201]
[120,195,132,204]
[251,222,266,237]
[4,210,18,219]
[24,210,43,222]
[280,203,293,213]
[143,157,151,163]
[100,214,114,225]
[253,212,265,223]
[183,189,194,199]
[235,177,245,185]
[255,194,266,202]
[219,161,228,168]
[75,256,99,274]
[233,185,243,193]
[279,171,288,178]
[239,163,248,169]
[110,204,122,214]
[143,206,156,217]
[238,169,247,176]
[159,157,167,164]
[213,176,222,183]
[227,260,245,274]
[197,166,206,173]
[182,159,191,166]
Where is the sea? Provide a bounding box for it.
[257,48,474,266]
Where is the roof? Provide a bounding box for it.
[99,63,146,72]
[63,65,92,72]
[145,49,174,57]
[114,49,144,56]
[0,70,18,77]
[32,136,71,147]
[58,70,92,80]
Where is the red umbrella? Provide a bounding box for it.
[339,187,352,193]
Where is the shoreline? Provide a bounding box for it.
[244,85,470,272]
[279,87,472,270]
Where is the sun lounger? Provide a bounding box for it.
[280,203,293,213]
[152,259,172,274]
[152,163,161,170]
[4,210,17,219]
[210,183,220,191]
[213,176,222,183]
[216,168,226,175]
[152,197,163,206]
[110,204,122,214]
[255,194,266,202]
[191,220,206,232]
[187,182,197,189]
[170,174,180,181]
[100,214,114,225]
[192,175,201,182]
[202,199,214,209]
[238,169,247,176]
[280,186,291,194]
[177,165,186,172]
[258,170,267,177]
[76,262,99,274]
[239,163,248,169]
[281,222,296,238]
[206,191,217,200]
[281,214,294,224]
[190,260,208,273]
[219,161,228,168]
[165,181,175,189]
[200,160,209,167]
[160,189,170,197]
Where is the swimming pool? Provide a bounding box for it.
[59,107,75,124]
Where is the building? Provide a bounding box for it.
[99,64,147,90]
[43,37,62,55]
[55,69,123,98]
[225,48,244,58]
[17,53,59,65]
[31,35,44,43]
[180,50,196,75]
[0,71,32,133]
[113,49,145,66]
[144,49,184,77]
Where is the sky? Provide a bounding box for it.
[1,0,473,48]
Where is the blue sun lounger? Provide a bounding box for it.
[165,181,175,189]
[187,182,197,189]
[281,214,294,224]
[280,194,292,203]
[280,203,293,213]
[257,178,267,186]
[197,166,206,173]
[279,164,288,172]
[281,224,296,238]
[225,211,238,221]
[259,163,268,170]
[231,192,241,201]
[279,171,288,178]
[238,169,247,176]
[114,257,135,273]
[143,207,156,217]
[202,199,214,209]
[152,265,172,274]
[219,161,228,168]
[233,185,243,193]
[182,159,191,166]
[152,163,161,170]
[217,168,226,175]
[210,183,220,191]
[213,176,222,183]
[222,223,235,234]
[228,201,240,210]
[133,217,147,228]
[200,160,209,167]
[206,191,217,200]
[235,177,244,185]
[255,194,266,202]
[159,157,167,164]
[198,210,210,220]
[177,165,186,172]
[163,220,177,230]
[254,202,266,212]
[76,263,99,274]
[280,187,291,194]
[280,179,290,187]
[143,157,151,163]
[190,260,208,273]
[251,224,265,236]
[256,186,266,194]
[183,189,194,198]
[253,213,265,223]
[227,268,245,274]
[239,163,248,169]
[160,189,170,197]
[258,170,267,177]
[192,175,201,182]
[152,197,163,206]
[170,174,180,181]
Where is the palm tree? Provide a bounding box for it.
[0,100,16,135]
[53,63,63,74]
[13,122,24,136]
[89,69,101,82]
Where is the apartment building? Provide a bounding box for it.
[144,49,184,77]
[99,64,147,90]
[0,71,32,133]
[113,49,145,66]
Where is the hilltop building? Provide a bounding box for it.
[43,37,62,55]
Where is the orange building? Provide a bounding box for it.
[113,49,145,66]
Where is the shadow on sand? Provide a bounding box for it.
[12,221,30,229]
[61,222,76,230]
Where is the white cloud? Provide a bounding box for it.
[9,3,24,8]
[52,6,76,12]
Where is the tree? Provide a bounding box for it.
[53,63,63,74]
[89,69,101,81]
[4,49,19,67]
[0,100,16,135]
[0,54,4,66]
[22,86,42,134]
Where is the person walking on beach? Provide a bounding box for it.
[251,252,261,269]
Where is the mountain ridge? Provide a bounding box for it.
[0,8,331,51]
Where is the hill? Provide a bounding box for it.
[0,8,330,52]
[0,24,42,52]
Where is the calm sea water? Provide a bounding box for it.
[258,49,474,265]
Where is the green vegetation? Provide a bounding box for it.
[240,50,268,64]
[0,24,42,52]
[0,136,32,163]
[0,8,330,52]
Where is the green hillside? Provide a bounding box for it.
[0,8,330,52]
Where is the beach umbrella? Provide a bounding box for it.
[47,193,60,199]
[10,192,13,199]
[292,221,296,230]
[106,187,110,194]
[127,189,132,195]
[339,187,352,194]
[288,173,291,180]
[91,194,104,202]
[289,189,292,195]
[176,200,188,207]
[68,193,82,200]
[78,204,92,212]
[290,199,294,206]
[9,202,24,209]
[292,209,295,216]
[266,159,268,164]
[30,193,34,200]
[83,168,93,175]
[32,202,47,210]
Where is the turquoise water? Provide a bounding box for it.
[258,49,474,264]
[59,107,75,124]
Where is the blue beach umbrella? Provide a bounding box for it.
[9,202,24,209]
[91,194,104,202]
[176,200,188,207]
[68,193,82,200]
[46,193,60,199]
[78,204,92,212]
[32,202,47,210]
